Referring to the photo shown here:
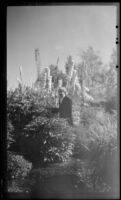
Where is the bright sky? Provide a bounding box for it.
[7,5,117,89]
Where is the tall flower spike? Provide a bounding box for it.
[46,67,52,92]
[19,66,23,84]
[43,70,47,88]
[48,76,52,92]
[35,48,41,80]
[70,61,74,80]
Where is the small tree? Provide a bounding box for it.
[78,47,103,91]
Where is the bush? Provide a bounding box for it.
[22,116,75,167]
[7,151,32,180]
[7,151,32,193]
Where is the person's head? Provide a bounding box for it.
[58,87,67,99]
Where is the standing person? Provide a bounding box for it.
[58,87,73,126]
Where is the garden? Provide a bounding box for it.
[7,47,119,199]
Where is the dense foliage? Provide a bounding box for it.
[73,106,118,192]
[7,114,32,191]
[7,86,75,168]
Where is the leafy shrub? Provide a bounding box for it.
[22,116,75,167]
[7,151,32,180]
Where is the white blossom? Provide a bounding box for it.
[43,71,47,88]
